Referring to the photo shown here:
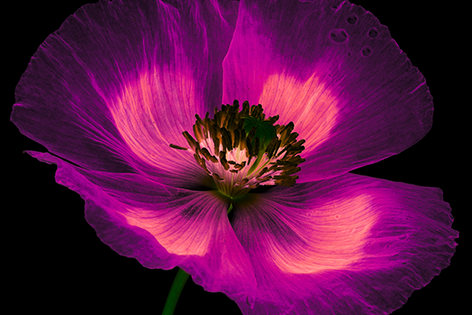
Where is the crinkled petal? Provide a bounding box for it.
[230,172,458,315]
[223,0,432,182]
[27,150,256,301]
[11,0,239,188]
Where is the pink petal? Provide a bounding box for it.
[230,173,458,314]
[11,0,239,187]
[27,150,257,300]
[223,0,433,182]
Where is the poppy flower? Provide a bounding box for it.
[11,0,458,314]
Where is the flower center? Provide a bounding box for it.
[170,100,305,198]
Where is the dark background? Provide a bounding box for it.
[7,1,465,314]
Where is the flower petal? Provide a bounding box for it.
[11,0,239,187]
[27,150,257,300]
[230,173,458,314]
[223,0,433,182]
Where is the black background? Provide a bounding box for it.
[7,1,466,314]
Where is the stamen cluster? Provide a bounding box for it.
[170,100,305,198]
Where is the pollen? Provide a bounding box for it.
[170,100,306,198]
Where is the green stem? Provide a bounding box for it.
[161,268,190,315]
[227,203,233,214]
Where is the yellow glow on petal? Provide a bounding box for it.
[109,67,198,171]
[272,194,376,274]
[259,72,339,155]
[121,206,211,257]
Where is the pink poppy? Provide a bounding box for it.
[11,0,458,314]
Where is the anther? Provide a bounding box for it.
[182,131,198,150]
[170,144,187,150]
[177,100,306,197]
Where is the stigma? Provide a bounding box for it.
[170,100,305,198]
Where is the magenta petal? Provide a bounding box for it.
[223,0,432,182]
[27,150,257,300]
[230,173,458,314]
[11,0,239,186]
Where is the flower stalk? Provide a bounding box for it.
[161,268,190,315]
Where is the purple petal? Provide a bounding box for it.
[11,0,239,187]
[223,0,432,182]
[27,150,257,300]
[230,173,458,314]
